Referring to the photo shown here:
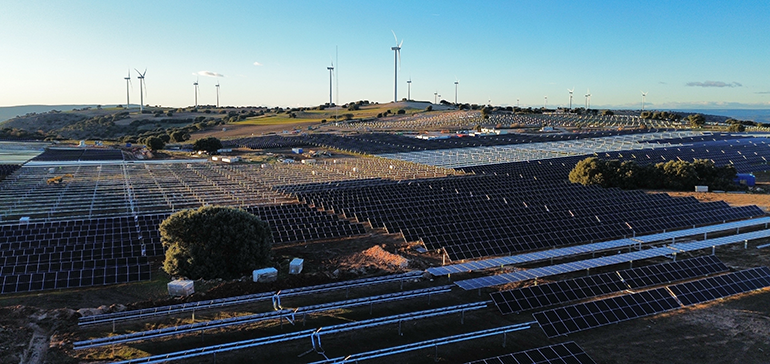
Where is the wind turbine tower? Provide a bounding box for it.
[641,91,648,111]
[567,88,574,109]
[390,31,403,103]
[123,70,131,109]
[134,68,147,113]
[434,91,438,104]
[216,81,220,108]
[327,62,335,105]
[544,96,548,108]
[406,77,412,101]
[454,79,459,105]
[584,89,591,109]
[193,77,199,109]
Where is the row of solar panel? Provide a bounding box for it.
[30,148,124,162]
[533,266,770,337]
[491,255,727,314]
[464,341,596,364]
[0,256,148,276]
[0,264,151,294]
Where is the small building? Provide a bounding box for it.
[735,173,756,187]
[167,279,194,296]
[253,267,278,282]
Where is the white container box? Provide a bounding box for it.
[167,279,194,296]
[289,258,304,274]
[695,185,708,192]
[253,267,278,282]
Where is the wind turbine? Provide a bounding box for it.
[516,98,520,107]
[327,61,334,106]
[544,96,548,108]
[641,91,648,111]
[215,81,220,108]
[584,89,591,109]
[193,76,199,109]
[406,77,412,101]
[123,69,131,109]
[434,91,438,104]
[567,88,574,109]
[454,79,459,105]
[134,68,147,112]
[390,31,403,103]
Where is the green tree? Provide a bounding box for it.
[568,157,608,186]
[687,114,706,128]
[144,136,165,151]
[193,137,223,153]
[481,106,492,119]
[160,206,272,279]
[727,120,746,132]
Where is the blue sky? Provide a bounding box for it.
[1,0,768,109]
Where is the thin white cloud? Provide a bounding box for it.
[686,81,742,88]
[755,91,770,95]
[253,62,263,66]
[194,71,225,78]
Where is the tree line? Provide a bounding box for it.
[568,157,739,191]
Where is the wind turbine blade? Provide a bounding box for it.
[134,68,141,76]
[399,39,403,48]
[391,30,398,44]
[397,49,401,70]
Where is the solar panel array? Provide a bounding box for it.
[0,204,365,294]
[533,288,681,337]
[668,266,770,306]
[465,342,596,364]
[490,256,728,314]
[619,255,728,289]
[491,272,627,315]
[30,148,125,162]
[291,130,664,155]
[427,217,770,276]
[0,216,153,294]
[0,164,20,182]
[533,266,770,337]
[461,133,770,176]
[279,173,763,261]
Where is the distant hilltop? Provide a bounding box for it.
[0,105,128,123]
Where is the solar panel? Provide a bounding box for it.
[668,266,770,306]
[619,255,728,289]
[456,247,674,290]
[532,287,680,337]
[464,341,596,364]
[427,238,638,276]
[428,217,770,277]
[670,229,770,253]
[490,272,627,314]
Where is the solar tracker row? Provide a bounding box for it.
[0,264,151,294]
[465,341,596,364]
[619,255,728,288]
[532,288,680,337]
[457,248,674,290]
[31,148,124,162]
[490,256,728,314]
[668,266,770,306]
[491,271,626,315]
[428,217,770,276]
